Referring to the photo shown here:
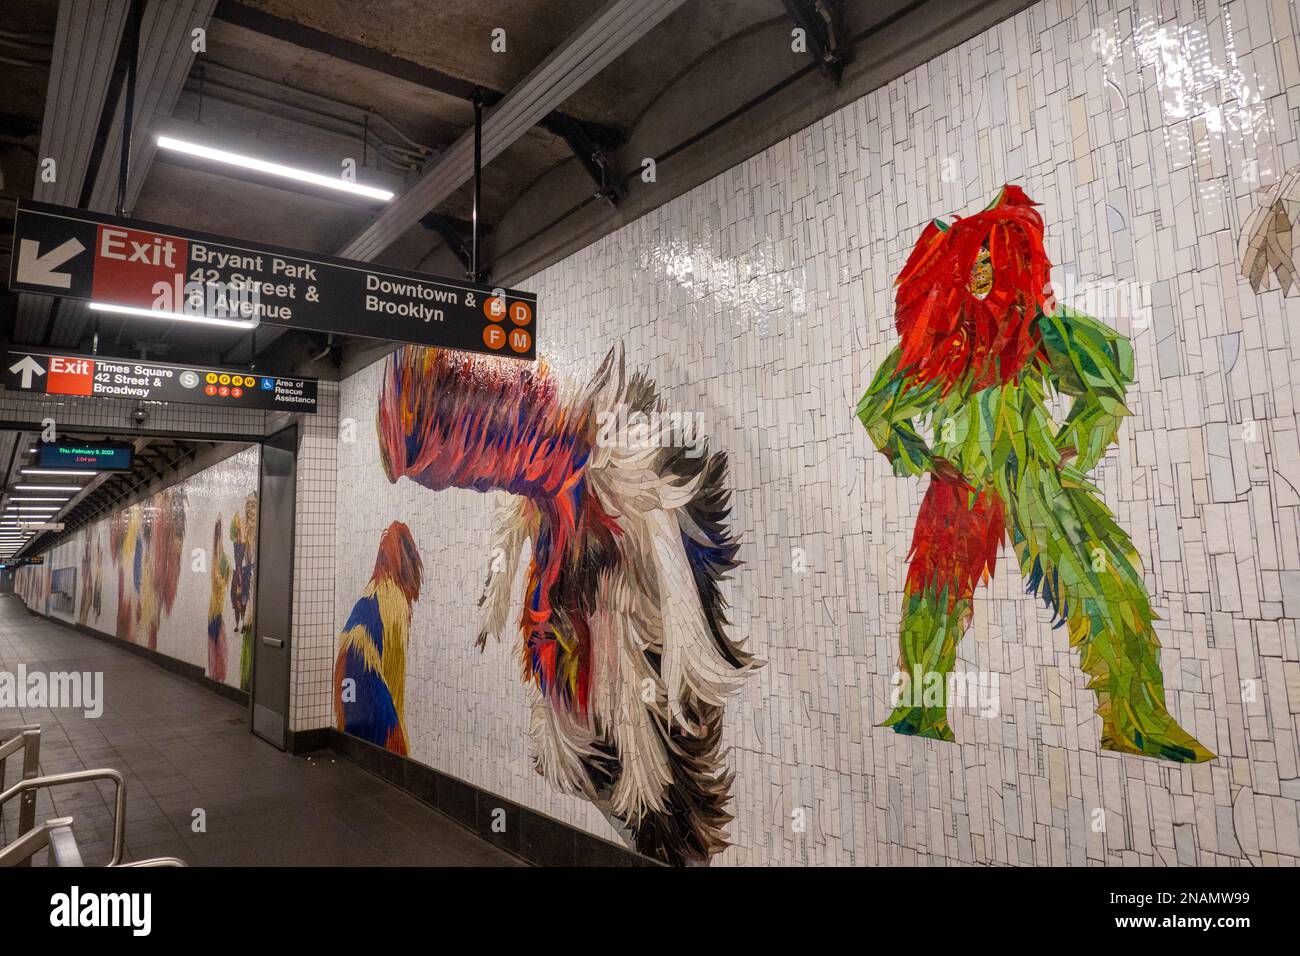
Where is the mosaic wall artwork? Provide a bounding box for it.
[857,185,1212,763]
[1239,163,1300,296]
[334,521,423,754]
[368,346,754,865]
[16,447,260,689]
[76,533,103,627]
[333,0,1300,866]
[111,485,187,651]
[230,496,258,692]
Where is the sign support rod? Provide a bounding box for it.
[117,0,143,218]
[471,88,483,281]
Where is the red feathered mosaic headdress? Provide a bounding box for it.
[894,184,1052,393]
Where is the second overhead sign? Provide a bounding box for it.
[8,200,538,360]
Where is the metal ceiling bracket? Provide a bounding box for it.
[783,0,848,82]
[419,213,478,276]
[547,113,622,206]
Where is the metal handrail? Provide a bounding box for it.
[47,819,84,867]
[0,724,41,761]
[0,815,72,866]
[0,725,42,851]
[117,856,187,867]
[0,769,126,866]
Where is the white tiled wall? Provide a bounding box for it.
[333,0,1300,865]
[289,381,339,731]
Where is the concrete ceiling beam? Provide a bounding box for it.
[338,0,686,262]
[224,0,683,367]
[12,0,130,345]
[87,0,218,217]
[49,0,218,349]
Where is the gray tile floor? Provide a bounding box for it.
[0,595,522,866]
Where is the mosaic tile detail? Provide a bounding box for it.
[333,0,1300,866]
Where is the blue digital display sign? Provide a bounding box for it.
[38,441,133,471]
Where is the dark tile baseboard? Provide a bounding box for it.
[287,726,332,754]
[319,727,662,868]
[23,605,249,707]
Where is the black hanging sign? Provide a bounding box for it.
[9,200,537,359]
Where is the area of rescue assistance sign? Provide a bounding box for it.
[7,200,537,360]
[4,349,319,414]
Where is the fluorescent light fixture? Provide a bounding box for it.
[15,484,84,492]
[157,135,395,201]
[88,301,258,330]
[22,469,97,476]
[7,497,71,502]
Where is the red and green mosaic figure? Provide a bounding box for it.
[856,185,1213,763]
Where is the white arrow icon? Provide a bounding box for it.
[15,237,85,288]
[8,355,45,389]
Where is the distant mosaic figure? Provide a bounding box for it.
[333,521,423,755]
[1238,164,1300,296]
[856,185,1213,763]
[109,487,186,650]
[208,516,233,683]
[229,495,258,691]
[377,345,756,865]
[77,534,96,626]
[91,538,103,620]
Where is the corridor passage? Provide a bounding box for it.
[0,597,520,866]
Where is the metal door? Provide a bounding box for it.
[250,425,297,749]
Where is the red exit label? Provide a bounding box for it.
[47,355,94,396]
[90,224,187,308]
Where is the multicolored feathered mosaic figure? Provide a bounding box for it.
[92,539,103,620]
[109,487,186,650]
[207,516,233,683]
[333,521,423,755]
[856,185,1213,763]
[377,345,754,866]
[77,533,95,626]
[229,496,258,692]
